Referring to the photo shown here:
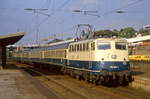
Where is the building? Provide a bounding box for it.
[126,35,150,55]
[0,32,25,69]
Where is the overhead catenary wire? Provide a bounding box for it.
[37,0,73,41]
[41,25,75,41]
[116,10,150,14]
[38,0,73,27]
[101,0,143,16]
[86,0,145,25]
[40,0,52,9]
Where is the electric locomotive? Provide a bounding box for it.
[64,38,132,85]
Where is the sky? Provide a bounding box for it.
[0,0,150,44]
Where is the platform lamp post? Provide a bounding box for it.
[24,8,49,44]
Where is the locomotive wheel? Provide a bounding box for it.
[113,76,119,87]
[75,75,80,80]
[122,79,129,86]
[108,76,114,86]
[70,71,75,78]
[121,76,129,86]
[83,73,90,83]
[95,80,100,86]
[128,75,133,82]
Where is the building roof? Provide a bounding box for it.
[47,39,63,44]
[126,35,150,43]
[0,32,25,46]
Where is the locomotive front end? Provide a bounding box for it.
[96,39,133,84]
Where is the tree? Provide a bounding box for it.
[66,37,73,40]
[139,28,150,36]
[119,27,136,38]
[94,30,118,37]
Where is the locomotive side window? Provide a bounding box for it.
[79,44,82,51]
[69,46,71,52]
[71,45,73,52]
[97,42,110,50]
[86,43,89,51]
[115,42,126,50]
[83,43,86,51]
[75,45,77,52]
[73,45,75,52]
[77,44,79,51]
[91,42,95,50]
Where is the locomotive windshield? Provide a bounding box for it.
[115,42,126,50]
[97,42,111,50]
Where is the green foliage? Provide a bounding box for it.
[95,27,140,38]
[66,37,73,40]
[94,30,118,37]
[139,28,150,36]
[119,27,137,38]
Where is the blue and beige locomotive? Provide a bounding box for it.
[66,38,132,85]
[12,37,133,85]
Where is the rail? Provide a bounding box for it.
[22,67,88,99]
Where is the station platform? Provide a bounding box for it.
[0,64,60,99]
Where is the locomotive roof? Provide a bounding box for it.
[70,38,127,45]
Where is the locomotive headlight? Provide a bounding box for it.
[123,58,127,65]
[111,55,117,59]
[101,58,104,65]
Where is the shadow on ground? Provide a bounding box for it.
[5,63,19,69]
[131,71,145,76]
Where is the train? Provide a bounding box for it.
[129,55,150,61]
[12,38,133,85]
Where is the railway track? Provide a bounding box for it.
[22,67,88,99]
[14,62,150,99]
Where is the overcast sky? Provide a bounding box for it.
[0,0,150,44]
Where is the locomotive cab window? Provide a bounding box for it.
[115,42,126,50]
[97,42,111,50]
